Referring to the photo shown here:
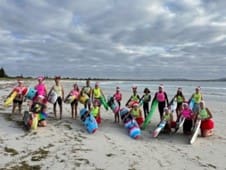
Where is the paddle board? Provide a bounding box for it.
[139,99,143,107]
[31,114,38,130]
[120,108,141,139]
[80,108,98,134]
[152,120,167,138]
[189,99,195,110]
[170,99,177,113]
[48,91,58,104]
[189,120,201,144]
[141,99,158,130]
[100,96,108,110]
[79,94,89,104]
[64,95,76,104]
[107,96,120,114]
[4,91,18,107]
[25,88,37,100]
[129,126,141,139]
[23,111,33,130]
[174,116,185,133]
[23,111,39,130]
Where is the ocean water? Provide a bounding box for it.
[2,79,224,103]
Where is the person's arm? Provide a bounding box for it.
[98,107,100,116]
[89,87,92,97]
[137,94,140,101]
[44,85,48,97]
[148,94,151,102]
[125,96,132,106]
[205,108,213,120]
[201,93,204,100]
[139,95,144,103]
[61,85,64,100]
[91,89,94,101]
[119,93,122,101]
[182,95,186,102]
[170,113,173,122]
[139,109,143,118]
[169,95,176,105]
[188,94,194,103]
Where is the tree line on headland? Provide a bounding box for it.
[0,67,225,81]
[0,67,8,78]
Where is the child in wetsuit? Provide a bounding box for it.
[126,85,140,108]
[66,83,80,119]
[48,76,64,119]
[162,107,174,133]
[10,79,27,114]
[113,86,122,123]
[91,100,101,124]
[140,88,151,119]
[152,84,169,121]
[30,96,47,127]
[129,102,144,127]
[179,102,194,135]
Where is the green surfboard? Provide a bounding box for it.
[100,96,109,111]
[141,99,158,130]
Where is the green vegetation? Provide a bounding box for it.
[4,147,19,156]
[0,161,41,170]
[31,148,49,161]
[0,67,8,78]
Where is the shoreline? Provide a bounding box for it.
[1,77,226,82]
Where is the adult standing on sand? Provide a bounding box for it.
[81,79,92,110]
[113,86,122,123]
[67,83,80,119]
[91,82,105,107]
[48,76,64,119]
[152,84,169,121]
[189,86,203,115]
[11,79,27,114]
[34,76,48,104]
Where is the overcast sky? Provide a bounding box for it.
[0,0,226,79]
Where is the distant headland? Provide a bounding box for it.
[0,67,225,82]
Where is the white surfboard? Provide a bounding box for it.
[189,120,201,144]
[174,116,185,133]
[48,91,58,104]
[152,120,167,138]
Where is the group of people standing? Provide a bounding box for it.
[8,77,214,137]
[125,84,214,137]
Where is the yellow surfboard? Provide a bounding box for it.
[79,94,89,104]
[4,91,18,107]
[31,115,38,130]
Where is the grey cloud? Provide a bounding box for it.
[0,0,226,79]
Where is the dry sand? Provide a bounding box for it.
[0,79,226,170]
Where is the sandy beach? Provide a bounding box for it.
[0,79,226,170]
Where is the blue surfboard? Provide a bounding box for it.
[119,107,141,139]
[80,108,98,134]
